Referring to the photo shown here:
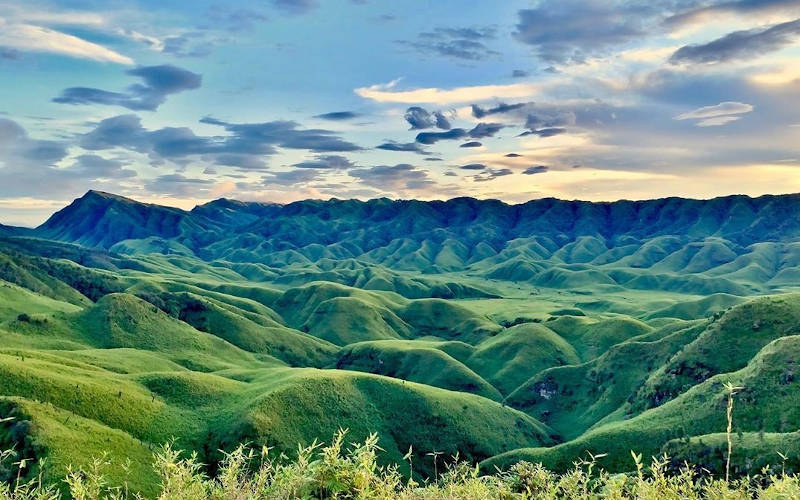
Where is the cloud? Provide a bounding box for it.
[79,114,362,167]
[415,128,467,144]
[459,163,486,170]
[675,101,754,119]
[314,111,361,120]
[471,102,529,118]
[0,47,22,60]
[471,101,576,134]
[505,153,523,157]
[675,101,754,126]
[519,127,568,137]
[472,167,513,182]
[523,165,550,175]
[212,154,268,171]
[70,154,137,179]
[201,117,363,153]
[271,0,319,15]
[460,141,483,148]
[0,119,138,200]
[670,18,800,64]
[468,122,504,138]
[160,33,215,58]
[0,118,68,169]
[696,115,743,126]
[376,141,429,154]
[355,81,540,104]
[264,169,321,185]
[293,155,357,169]
[514,1,655,63]
[396,26,499,60]
[411,122,503,144]
[0,20,133,64]
[666,0,800,28]
[404,107,451,130]
[349,163,435,191]
[146,173,214,196]
[53,65,202,111]
[512,69,530,78]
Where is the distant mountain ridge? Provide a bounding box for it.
[31,190,800,294]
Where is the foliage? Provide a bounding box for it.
[4,431,800,499]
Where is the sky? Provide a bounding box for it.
[1,0,800,226]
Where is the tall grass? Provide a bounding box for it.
[2,428,800,499]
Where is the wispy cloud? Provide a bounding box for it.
[671,18,800,64]
[675,101,754,126]
[0,18,133,64]
[53,65,202,111]
[355,81,540,104]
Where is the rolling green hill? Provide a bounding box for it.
[2,191,800,497]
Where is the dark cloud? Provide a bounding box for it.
[523,165,550,175]
[314,111,361,121]
[471,102,529,118]
[0,47,22,60]
[670,18,800,65]
[505,153,523,157]
[459,163,487,170]
[511,69,529,78]
[404,107,451,130]
[514,1,656,63]
[666,0,800,28]
[472,102,577,136]
[205,117,363,153]
[524,110,576,130]
[0,118,68,169]
[472,168,513,182]
[415,128,467,144]
[0,120,138,199]
[212,153,268,171]
[468,122,504,139]
[161,33,215,58]
[376,141,429,154]
[146,174,214,196]
[264,169,321,186]
[80,114,361,168]
[53,65,202,111]
[397,26,499,60]
[460,141,483,148]
[271,0,319,15]
[519,127,568,138]
[293,155,357,169]
[349,163,435,190]
[70,154,137,179]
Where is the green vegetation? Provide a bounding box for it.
[3,431,800,499]
[2,191,800,497]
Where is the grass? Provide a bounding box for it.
[4,430,800,499]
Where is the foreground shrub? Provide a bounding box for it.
[3,429,800,499]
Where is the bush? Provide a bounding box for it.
[4,431,800,499]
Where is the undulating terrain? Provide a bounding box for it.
[2,190,800,495]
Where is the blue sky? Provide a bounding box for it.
[1,0,800,225]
